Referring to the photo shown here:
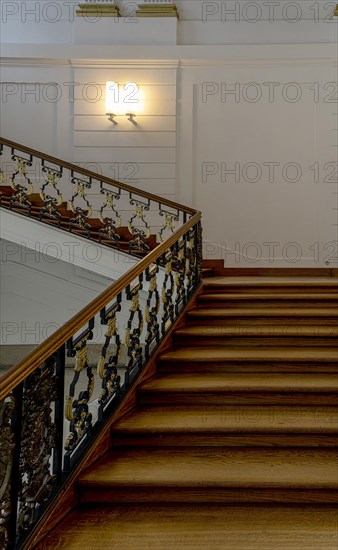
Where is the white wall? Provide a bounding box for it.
[0,236,116,346]
[177,48,338,266]
[0,12,337,268]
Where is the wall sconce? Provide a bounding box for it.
[107,113,118,125]
[106,81,143,126]
[126,113,138,125]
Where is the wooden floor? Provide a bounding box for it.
[35,275,338,548]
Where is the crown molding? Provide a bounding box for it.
[0,44,335,65]
[70,59,180,69]
[0,58,71,68]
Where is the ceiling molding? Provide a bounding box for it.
[70,59,180,69]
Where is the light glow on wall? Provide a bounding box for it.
[105,81,145,119]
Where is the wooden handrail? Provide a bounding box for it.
[0,137,196,215]
[0,212,201,401]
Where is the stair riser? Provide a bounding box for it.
[202,285,338,294]
[197,300,338,308]
[113,434,338,448]
[158,362,338,374]
[79,487,338,505]
[173,336,338,348]
[187,317,338,326]
[138,392,338,407]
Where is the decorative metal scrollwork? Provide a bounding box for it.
[145,265,160,356]
[98,300,122,408]
[158,208,180,243]
[65,328,94,453]
[69,173,93,233]
[10,153,33,209]
[161,248,175,333]
[17,357,57,539]
[196,220,203,282]
[40,162,63,220]
[173,237,187,314]
[98,186,122,245]
[0,395,16,549]
[185,227,198,297]
[125,278,144,385]
[128,197,151,252]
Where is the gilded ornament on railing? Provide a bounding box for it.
[0,396,16,549]
[98,301,122,407]
[161,248,175,332]
[40,163,63,220]
[98,186,122,244]
[185,227,198,297]
[69,174,93,233]
[145,265,160,355]
[64,330,94,454]
[17,358,57,539]
[10,154,33,209]
[174,237,186,314]
[128,197,151,252]
[158,208,179,243]
[125,279,144,384]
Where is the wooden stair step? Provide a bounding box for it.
[34,504,338,550]
[174,325,338,347]
[78,447,338,504]
[200,292,338,300]
[138,372,338,405]
[201,267,215,277]
[158,346,338,373]
[187,307,338,326]
[112,405,338,447]
[188,307,338,319]
[197,292,338,308]
[202,277,338,293]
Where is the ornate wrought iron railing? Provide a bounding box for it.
[0,137,202,550]
[0,137,195,254]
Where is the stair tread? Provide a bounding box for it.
[139,372,338,393]
[199,292,338,300]
[113,405,338,434]
[34,504,338,550]
[188,307,338,317]
[175,325,338,338]
[159,346,338,363]
[203,277,338,287]
[78,448,338,488]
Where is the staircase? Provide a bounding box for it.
[35,275,338,549]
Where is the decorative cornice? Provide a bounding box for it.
[70,58,180,69]
[136,1,179,19]
[76,3,120,17]
[0,58,71,68]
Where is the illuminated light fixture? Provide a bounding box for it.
[126,113,138,125]
[107,113,118,125]
[106,81,144,125]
